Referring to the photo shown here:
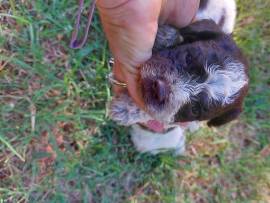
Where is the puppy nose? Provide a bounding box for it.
[152,80,167,103]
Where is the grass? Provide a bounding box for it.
[0,0,269,202]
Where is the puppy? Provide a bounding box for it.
[109,0,249,154]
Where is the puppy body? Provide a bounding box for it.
[196,0,236,34]
[109,0,248,154]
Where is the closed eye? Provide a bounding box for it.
[185,52,192,65]
[191,103,201,118]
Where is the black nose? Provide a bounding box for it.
[151,80,168,103]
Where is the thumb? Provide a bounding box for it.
[112,60,145,110]
[122,67,145,110]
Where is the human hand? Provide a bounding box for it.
[97,0,199,109]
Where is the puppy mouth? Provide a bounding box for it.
[140,120,166,133]
[139,120,190,133]
[140,74,175,132]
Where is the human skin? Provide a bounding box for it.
[96,0,200,110]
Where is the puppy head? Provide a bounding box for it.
[141,20,249,126]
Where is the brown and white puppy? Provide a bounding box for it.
[109,0,249,154]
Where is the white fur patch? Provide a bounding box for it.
[196,0,236,34]
[131,125,185,155]
[109,93,151,126]
[195,59,248,105]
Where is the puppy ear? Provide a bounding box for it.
[154,25,183,51]
[207,107,242,127]
[179,19,222,43]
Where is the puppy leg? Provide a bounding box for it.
[185,121,201,133]
[222,0,236,34]
[130,124,186,155]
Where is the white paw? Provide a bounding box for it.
[185,121,201,133]
[130,125,185,155]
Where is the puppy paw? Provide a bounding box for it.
[131,124,185,155]
[185,121,201,133]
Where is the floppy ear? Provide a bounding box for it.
[179,19,222,43]
[207,107,242,127]
[153,25,183,51]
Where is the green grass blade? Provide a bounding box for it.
[0,134,25,162]
[0,13,30,24]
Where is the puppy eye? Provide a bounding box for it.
[185,53,192,65]
[191,105,200,117]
